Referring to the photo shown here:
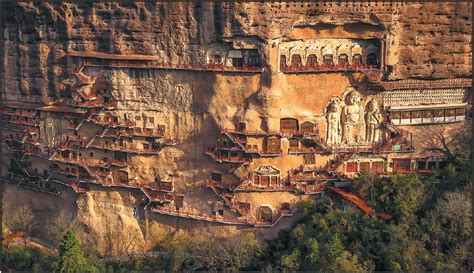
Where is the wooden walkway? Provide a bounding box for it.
[327,187,393,220]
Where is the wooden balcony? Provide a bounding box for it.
[150,205,254,226]
[235,183,296,192]
[103,127,167,138]
[288,146,325,154]
[2,110,37,118]
[2,118,40,127]
[205,149,252,164]
[81,59,264,73]
[90,115,135,127]
[110,158,128,167]
[71,182,89,193]
[281,63,379,73]
[142,188,174,203]
[88,142,162,154]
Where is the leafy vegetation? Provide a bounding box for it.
[0,247,57,272]
[264,155,471,272]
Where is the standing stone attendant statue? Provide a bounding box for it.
[365,99,382,143]
[326,100,341,145]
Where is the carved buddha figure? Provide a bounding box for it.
[365,99,382,143]
[326,100,341,145]
[342,90,365,143]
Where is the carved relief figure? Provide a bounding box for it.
[326,100,341,145]
[342,89,365,143]
[365,99,382,143]
[45,118,57,147]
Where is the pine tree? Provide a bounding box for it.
[328,234,344,260]
[57,231,97,273]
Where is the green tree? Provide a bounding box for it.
[328,234,344,260]
[376,174,425,220]
[56,231,98,273]
[304,238,320,268]
[332,251,368,273]
[422,190,472,270]
[280,249,300,272]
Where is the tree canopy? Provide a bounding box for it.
[56,231,99,273]
[264,155,472,272]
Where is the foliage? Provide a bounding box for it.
[263,155,472,272]
[0,246,56,272]
[55,231,99,273]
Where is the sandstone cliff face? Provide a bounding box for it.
[75,190,146,256]
[2,2,471,102]
[2,2,472,254]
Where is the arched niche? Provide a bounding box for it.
[290,54,303,67]
[321,45,334,65]
[336,44,351,65]
[362,44,379,65]
[256,205,273,222]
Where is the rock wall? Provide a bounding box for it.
[2,2,471,102]
[1,1,472,254]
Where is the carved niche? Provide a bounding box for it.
[325,87,384,146]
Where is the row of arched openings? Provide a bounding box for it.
[281,53,378,69]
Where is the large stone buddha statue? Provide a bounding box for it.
[342,89,365,143]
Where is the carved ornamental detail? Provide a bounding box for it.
[326,88,382,146]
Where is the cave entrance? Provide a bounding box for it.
[300,121,316,135]
[280,118,299,134]
[212,55,222,65]
[235,122,246,132]
[338,54,348,65]
[346,162,357,173]
[366,53,378,66]
[392,159,411,173]
[307,54,317,67]
[113,151,127,163]
[228,50,244,67]
[113,170,129,184]
[265,136,281,154]
[253,165,280,187]
[281,202,291,211]
[232,58,244,67]
[323,54,334,65]
[304,154,316,165]
[291,54,302,67]
[372,162,384,173]
[247,50,260,66]
[289,138,299,150]
[256,206,273,222]
[352,54,362,66]
[211,171,222,182]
